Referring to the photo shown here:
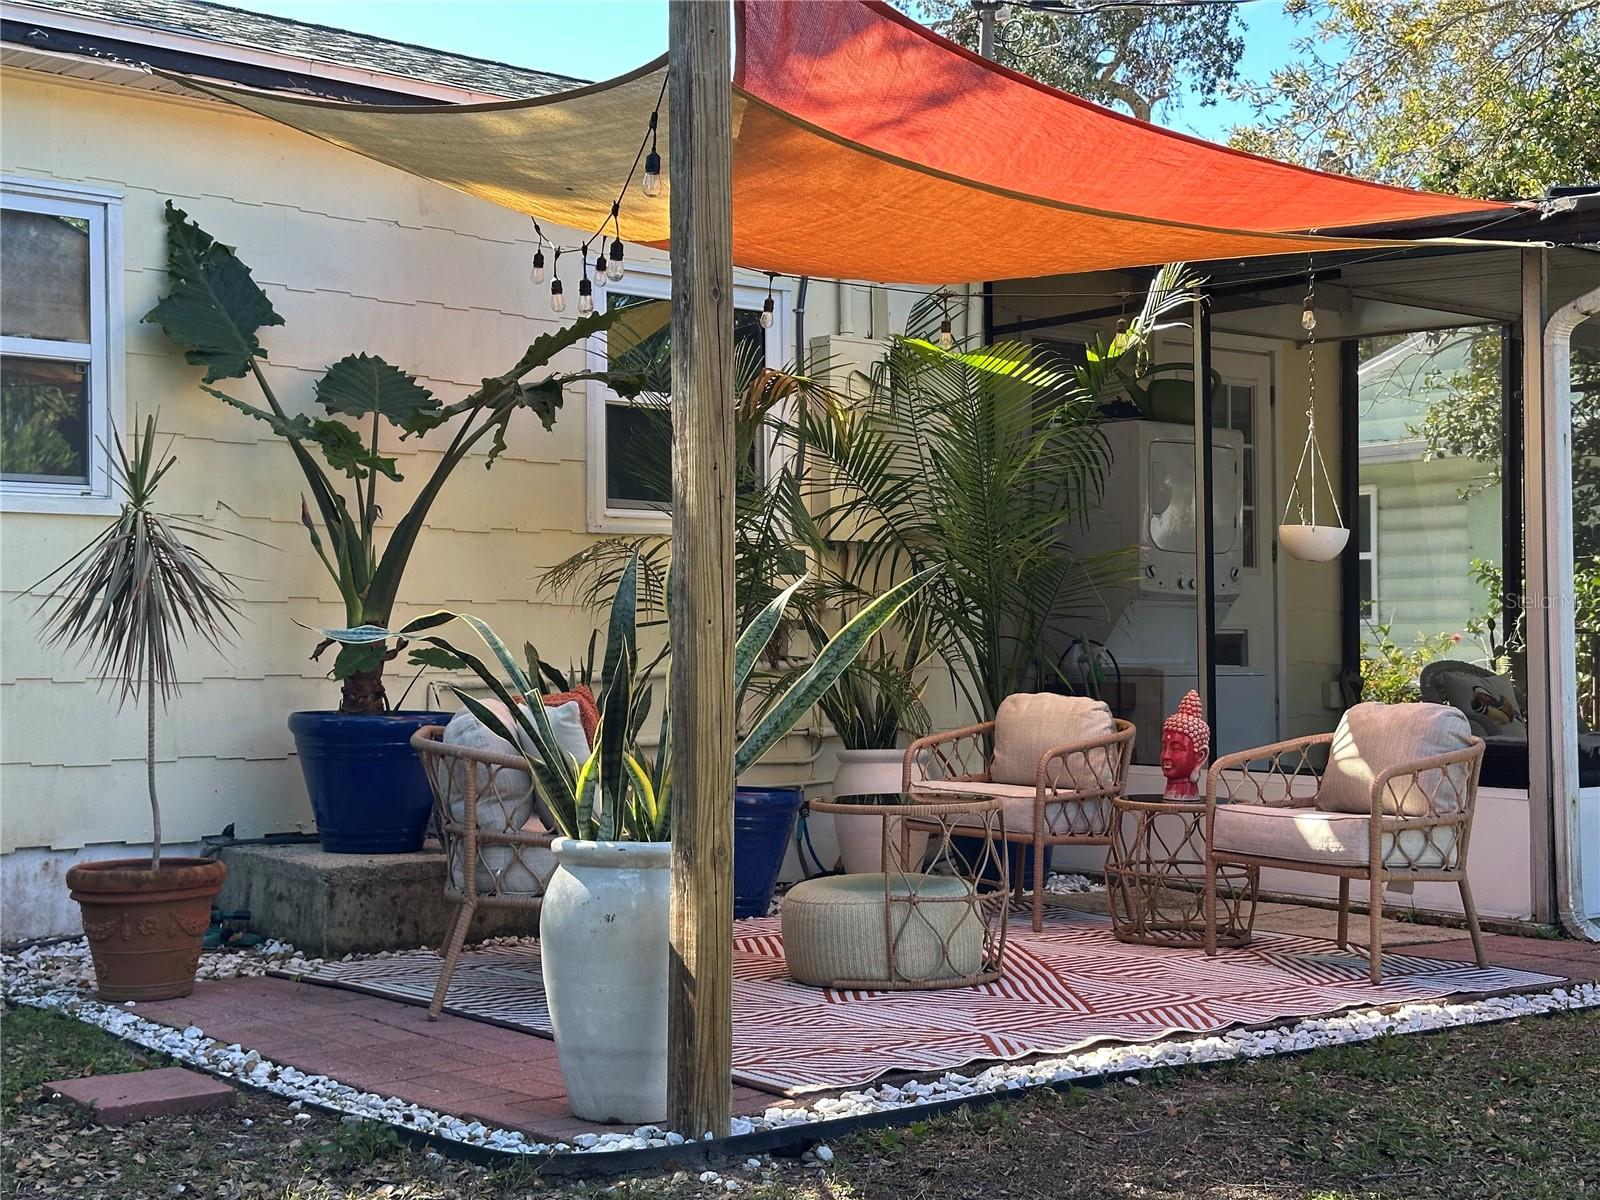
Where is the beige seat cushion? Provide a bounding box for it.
[911,778,1113,837]
[1213,803,1458,870]
[1318,702,1474,817]
[781,873,984,986]
[991,694,1117,790]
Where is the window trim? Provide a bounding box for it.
[585,263,791,534]
[1357,484,1379,618]
[1,176,124,515]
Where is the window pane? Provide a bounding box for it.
[1,356,90,483]
[1572,344,1598,786]
[606,401,671,508]
[1,208,91,342]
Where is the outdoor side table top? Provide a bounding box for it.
[1105,793,1257,949]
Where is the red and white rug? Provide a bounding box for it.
[283,911,1560,1095]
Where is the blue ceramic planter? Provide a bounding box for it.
[733,786,804,919]
[288,711,451,854]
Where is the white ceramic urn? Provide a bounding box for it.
[539,837,670,1123]
[830,748,929,875]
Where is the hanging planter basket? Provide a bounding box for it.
[1278,521,1349,562]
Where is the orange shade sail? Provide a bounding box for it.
[174,0,1510,285]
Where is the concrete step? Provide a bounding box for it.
[217,843,538,958]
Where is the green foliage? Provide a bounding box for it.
[144,202,644,714]
[801,264,1200,721]
[1360,621,1463,704]
[907,1,1245,120]
[323,557,935,841]
[1230,0,1600,199]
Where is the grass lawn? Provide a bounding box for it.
[2,1000,1597,1199]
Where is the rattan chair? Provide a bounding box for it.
[904,695,1136,931]
[411,726,556,1018]
[1202,702,1489,983]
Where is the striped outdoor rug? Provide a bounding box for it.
[280,910,1560,1095]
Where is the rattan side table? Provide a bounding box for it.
[1105,793,1257,948]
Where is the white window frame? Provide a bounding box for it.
[585,263,791,534]
[1357,485,1379,617]
[1,176,124,515]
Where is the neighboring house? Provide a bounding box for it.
[1355,328,1504,650]
[0,0,930,938]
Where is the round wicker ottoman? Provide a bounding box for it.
[780,873,986,989]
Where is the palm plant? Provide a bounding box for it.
[322,555,936,841]
[143,202,644,715]
[797,264,1200,721]
[32,416,241,870]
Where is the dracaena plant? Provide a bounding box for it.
[318,554,937,841]
[32,417,241,870]
[142,202,644,716]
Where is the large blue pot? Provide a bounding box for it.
[288,711,452,854]
[733,786,805,919]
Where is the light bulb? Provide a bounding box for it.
[607,238,625,281]
[1301,294,1316,332]
[530,249,546,284]
[593,252,608,285]
[641,149,663,197]
[759,296,775,330]
[550,278,566,313]
[938,319,955,349]
[577,277,594,316]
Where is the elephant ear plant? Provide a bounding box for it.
[33,417,241,1001]
[321,555,938,841]
[143,202,645,715]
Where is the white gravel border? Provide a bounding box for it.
[5,932,1595,1159]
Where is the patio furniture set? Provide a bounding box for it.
[415,693,1490,1003]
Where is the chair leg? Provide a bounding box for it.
[1203,854,1218,958]
[1458,876,1489,969]
[1031,835,1046,933]
[1337,877,1351,950]
[1367,874,1384,984]
[429,901,474,1020]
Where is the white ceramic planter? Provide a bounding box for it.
[831,748,929,875]
[1278,522,1350,562]
[539,838,670,1124]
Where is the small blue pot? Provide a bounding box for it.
[288,711,451,855]
[733,786,805,919]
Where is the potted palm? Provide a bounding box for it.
[331,554,934,1122]
[37,418,240,1001]
[144,203,643,853]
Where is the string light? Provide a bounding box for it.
[760,273,776,330]
[577,275,595,316]
[529,219,547,284]
[641,111,663,197]
[549,248,566,313]
[1301,276,1317,332]
[593,247,609,287]
[937,292,956,349]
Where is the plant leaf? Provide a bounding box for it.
[316,353,441,435]
[142,202,284,384]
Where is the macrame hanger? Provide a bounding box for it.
[1278,263,1349,561]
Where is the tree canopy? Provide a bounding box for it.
[1229,0,1600,199]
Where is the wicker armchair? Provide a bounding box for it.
[412,726,556,1018]
[904,695,1135,931]
[1202,702,1488,983]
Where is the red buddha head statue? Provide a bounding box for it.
[1160,690,1211,800]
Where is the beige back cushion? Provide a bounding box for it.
[1318,702,1475,817]
[991,694,1117,790]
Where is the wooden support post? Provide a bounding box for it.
[665,0,734,1140]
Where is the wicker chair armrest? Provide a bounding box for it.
[903,722,995,791]
[1369,737,1485,822]
[1035,719,1136,801]
[1205,732,1332,810]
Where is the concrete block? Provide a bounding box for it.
[44,1067,235,1125]
[217,843,538,957]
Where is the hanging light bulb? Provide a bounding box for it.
[1301,291,1317,333]
[607,236,625,281]
[550,278,566,314]
[759,296,775,330]
[593,249,608,286]
[938,318,956,350]
[530,248,546,285]
[641,148,663,197]
[577,276,594,316]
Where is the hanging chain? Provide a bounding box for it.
[1281,268,1344,530]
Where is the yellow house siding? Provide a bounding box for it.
[1,68,880,867]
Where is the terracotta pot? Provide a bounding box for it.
[65,857,226,1002]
